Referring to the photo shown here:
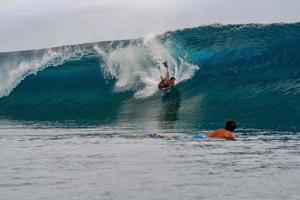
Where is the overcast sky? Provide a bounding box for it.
[1,0,300,52]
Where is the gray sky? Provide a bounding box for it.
[1,0,300,52]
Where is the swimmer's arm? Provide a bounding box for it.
[225,133,236,140]
[207,131,215,137]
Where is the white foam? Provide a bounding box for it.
[95,38,199,98]
[0,37,199,99]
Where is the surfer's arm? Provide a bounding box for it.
[162,84,172,91]
[166,71,170,81]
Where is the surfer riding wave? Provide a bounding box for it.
[158,61,176,91]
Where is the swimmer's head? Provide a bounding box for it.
[154,132,161,137]
[225,120,237,132]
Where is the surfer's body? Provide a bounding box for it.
[158,61,176,91]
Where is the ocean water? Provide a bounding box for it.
[0,23,300,199]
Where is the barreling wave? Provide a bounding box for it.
[0,23,300,131]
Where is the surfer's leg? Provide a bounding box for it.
[165,71,170,81]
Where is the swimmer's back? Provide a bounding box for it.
[208,128,235,140]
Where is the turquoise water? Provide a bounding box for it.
[1,23,300,130]
[0,23,300,199]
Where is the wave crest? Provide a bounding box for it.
[0,46,90,97]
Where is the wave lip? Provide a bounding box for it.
[0,46,92,98]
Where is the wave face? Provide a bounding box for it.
[0,23,300,131]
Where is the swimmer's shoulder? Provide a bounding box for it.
[209,128,235,140]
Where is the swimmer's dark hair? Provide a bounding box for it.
[170,77,175,80]
[225,120,237,132]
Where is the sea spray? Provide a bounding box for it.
[94,38,198,98]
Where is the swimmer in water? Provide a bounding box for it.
[138,132,164,138]
[149,132,164,138]
[158,61,176,91]
[208,120,237,140]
